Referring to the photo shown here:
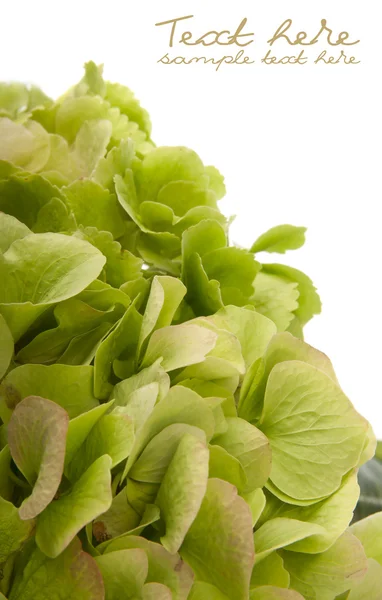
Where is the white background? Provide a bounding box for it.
[1,1,381,433]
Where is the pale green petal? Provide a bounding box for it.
[157,433,209,553]
[8,396,68,519]
[36,455,112,558]
[181,478,254,600]
[260,361,368,502]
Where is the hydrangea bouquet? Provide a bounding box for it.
[0,63,380,600]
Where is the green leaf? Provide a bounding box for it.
[281,532,367,600]
[156,433,209,553]
[95,548,148,599]
[251,225,307,254]
[250,552,289,588]
[0,364,99,421]
[0,213,31,253]
[0,497,34,563]
[63,180,125,238]
[213,418,271,493]
[181,478,254,600]
[141,323,217,372]
[36,454,112,558]
[8,538,104,600]
[8,396,69,519]
[0,233,105,341]
[0,314,13,380]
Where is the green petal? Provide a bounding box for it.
[8,538,104,600]
[0,314,13,380]
[0,364,99,421]
[63,179,125,238]
[213,417,271,493]
[251,272,299,332]
[95,548,148,599]
[157,433,209,553]
[130,424,206,483]
[141,323,217,372]
[104,535,194,600]
[258,472,360,554]
[0,212,31,253]
[0,497,34,563]
[36,455,112,558]
[8,396,68,519]
[281,532,367,600]
[260,361,368,502]
[351,511,382,565]
[0,233,105,341]
[250,552,289,588]
[181,478,254,600]
[122,386,215,482]
[250,587,304,600]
